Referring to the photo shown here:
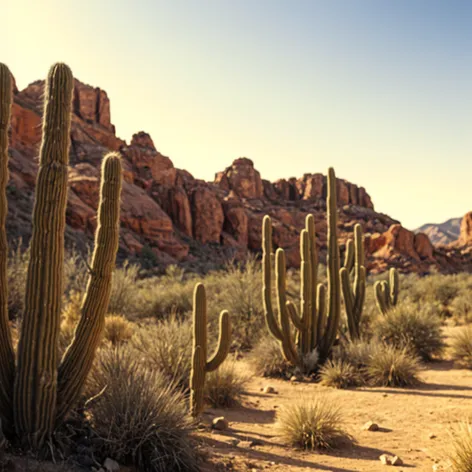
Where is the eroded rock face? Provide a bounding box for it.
[215,158,263,199]
[7,72,471,274]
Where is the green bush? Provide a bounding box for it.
[319,359,363,389]
[450,326,472,369]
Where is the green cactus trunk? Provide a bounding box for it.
[262,167,342,370]
[0,64,15,433]
[341,223,366,340]
[190,283,231,417]
[56,153,122,422]
[13,64,74,448]
[374,267,399,315]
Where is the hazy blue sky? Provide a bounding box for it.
[5,0,472,229]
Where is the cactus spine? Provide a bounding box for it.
[374,268,399,315]
[262,167,341,367]
[0,64,15,432]
[341,224,366,340]
[0,62,122,450]
[190,283,231,417]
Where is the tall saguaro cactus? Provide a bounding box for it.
[374,267,399,315]
[341,224,366,340]
[0,64,15,432]
[14,63,75,446]
[262,167,342,368]
[190,283,231,417]
[0,62,122,450]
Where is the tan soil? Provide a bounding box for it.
[198,328,471,472]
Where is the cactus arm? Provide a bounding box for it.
[14,63,74,448]
[343,239,354,272]
[56,153,122,421]
[306,214,319,348]
[206,310,231,371]
[279,301,299,365]
[374,280,388,315]
[340,267,357,339]
[389,268,399,306]
[262,216,283,341]
[320,168,341,358]
[298,229,312,353]
[0,63,15,432]
[316,283,327,342]
[287,301,303,330]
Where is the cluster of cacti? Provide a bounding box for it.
[190,283,231,417]
[374,267,400,315]
[340,224,366,340]
[262,167,341,368]
[0,62,122,449]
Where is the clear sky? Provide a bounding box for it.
[5,0,472,230]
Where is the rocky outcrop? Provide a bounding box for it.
[459,212,472,245]
[6,73,472,274]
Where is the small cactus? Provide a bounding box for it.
[374,268,399,315]
[341,224,366,340]
[190,283,231,417]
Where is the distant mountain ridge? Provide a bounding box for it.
[415,218,462,245]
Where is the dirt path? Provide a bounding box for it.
[198,352,472,471]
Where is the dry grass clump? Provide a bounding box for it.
[276,395,353,450]
[249,334,293,378]
[205,359,249,408]
[448,422,472,472]
[372,302,445,361]
[366,344,421,387]
[333,340,422,388]
[87,346,198,472]
[450,294,472,325]
[131,314,193,389]
[103,314,135,345]
[319,359,363,389]
[450,326,472,369]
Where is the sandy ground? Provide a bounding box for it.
[198,330,472,471]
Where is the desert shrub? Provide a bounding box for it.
[135,277,196,320]
[130,315,193,389]
[334,340,378,369]
[448,422,472,472]
[104,314,135,345]
[249,334,293,378]
[450,294,472,325]
[276,395,353,450]
[108,261,141,315]
[366,344,421,387]
[319,359,363,389]
[204,255,264,350]
[205,359,248,408]
[87,346,198,472]
[450,326,472,369]
[372,302,445,361]
[59,290,83,353]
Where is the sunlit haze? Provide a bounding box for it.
[5,0,472,229]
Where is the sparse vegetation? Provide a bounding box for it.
[277,395,353,450]
[103,314,135,345]
[450,326,472,369]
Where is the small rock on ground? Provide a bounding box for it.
[362,421,379,431]
[212,417,229,431]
